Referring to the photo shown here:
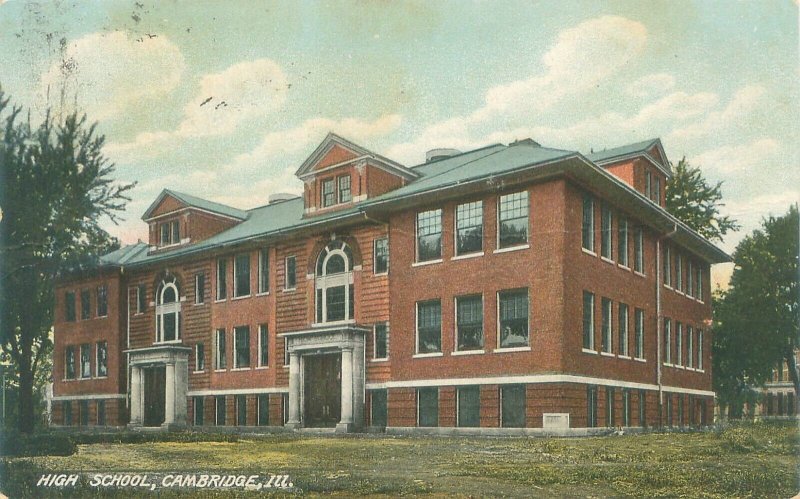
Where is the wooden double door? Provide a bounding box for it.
[303,353,341,427]
[143,366,166,427]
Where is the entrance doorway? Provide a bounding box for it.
[143,366,166,427]
[303,353,341,427]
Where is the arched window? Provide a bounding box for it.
[156,277,181,342]
[315,240,355,323]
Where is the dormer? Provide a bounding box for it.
[296,133,419,216]
[142,189,248,253]
[587,138,672,207]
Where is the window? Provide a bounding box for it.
[675,322,683,366]
[606,387,615,427]
[80,400,89,426]
[618,303,629,356]
[654,177,661,203]
[322,178,335,207]
[234,326,250,369]
[96,285,108,317]
[664,318,672,364]
[234,254,251,298]
[456,295,483,351]
[678,396,684,427]
[338,175,352,203]
[80,344,91,378]
[215,328,226,370]
[498,289,529,349]
[258,249,269,294]
[258,325,268,367]
[257,394,269,426]
[97,400,106,426]
[374,323,388,359]
[285,256,296,290]
[417,387,438,427]
[634,308,645,359]
[645,170,652,199]
[195,273,205,304]
[63,401,72,426]
[282,393,289,424]
[416,209,442,261]
[236,395,247,426]
[417,300,442,354]
[687,260,694,297]
[456,201,483,255]
[501,385,526,428]
[65,346,76,379]
[195,343,205,371]
[314,241,354,323]
[697,264,704,301]
[601,205,612,259]
[160,220,180,246]
[136,285,146,313]
[634,227,644,273]
[622,389,631,427]
[697,330,704,370]
[587,386,598,428]
[96,341,108,377]
[498,191,528,248]
[65,291,76,322]
[457,386,480,427]
[663,245,672,287]
[675,253,683,291]
[215,396,226,425]
[583,291,595,350]
[370,390,388,427]
[194,397,204,426]
[216,258,228,300]
[80,289,91,320]
[639,390,647,427]
[582,194,594,251]
[374,238,389,274]
[156,278,180,342]
[687,326,694,368]
[618,217,629,266]
[601,298,612,353]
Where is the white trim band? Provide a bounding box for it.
[187,387,289,397]
[52,394,126,401]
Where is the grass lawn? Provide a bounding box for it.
[2,421,798,497]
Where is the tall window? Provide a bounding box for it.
[654,177,661,203]
[417,300,442,354]
[96,341,108,377]
[639,390,647,427]
[664,318,672,364]
[687,326,694,368]
[216,258,227,300]
[587,385,598,428]
[80,344,91,378]
[456,201,483,255]
[195,273,205,304]
[501,385,526,428]
[601,205,612,259]
[374,238,389,274]
[97,400,106,426]
[498,191,528,248]
[80,289,91,320]
[65,346,76,379]
[338,175,352,203]
[257,394,269,426]
[583,291,595,350]
[618,217,629,266]
[417,209,442,261]
[697,330,704,370]
[234,254,251,297]
[315,241,355,323]
[675,322,683,366]
[606,387,615,427]
[634,308,645,359]
[258,249,269,294]
[456,295,483,351]
[96,285,108,317]
[65,291,76,322]
[234,326,250,368]
[322,179,335,207]
[697,265,704,301]
[634,228,644,273]
[374,323,388,359]
[498,289,529,349]
[156,278,181,342]
[457,386,480,427]
[675,253,683,291]
[194,397,204,426]
[417,387,438,427]
[215,396,226,425]
[687,260,694,297]
[195,343,205,371]
[236,395,247,426]
[645,170,652,199]
[601,297,612,353]
[136,285,146,313]
[618,303,629,356]
[582,194,594,251]
[215,328,226,370]
[160,220,180,246]
[622,389,631,427]
[663,245,672,287]
[258,324,268,367]
[285,256,296,290]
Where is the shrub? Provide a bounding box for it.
[0,432,76,457]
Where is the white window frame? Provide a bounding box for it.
[634,308,645,360]
[676,322,683,366]
[618,303,629,357]
[338,175,352,203]
[455,200,484,256]
[634,227,644,273]
[497,288,530,350]
[215,328,227,371]
[497,191,529,250]
[195,273,204,304]
[136,285,145,314]
[601,205,613,260]
[618,217,629,267]
[663,245,672,287]
[416,209,443,263]
[601,297,613,354]
[373,237,389,275]
[65,346,76,379]
[95,341,108,378]
[258,324,268,368]
[373,322,389,360]
[216,258,227,301]
[415,300,442,355]
[455,294,484,352]
[583,291,595,351]
[233,326,250,369]
[96,285,108,317]
[155,280,181,344]
[664,318,672,364]
[284,256,297,290]
[258,248,269,294]
[322,178,336,207]
[687,326,694,368]
[195,343,205,372]
[315,246,354,324]
[698,330,704,370]
[233,253,251,298]
[80,343,91,379]
[582,194,595,252]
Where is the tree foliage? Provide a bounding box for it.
[666,158,739,242]
[0,89,135,433]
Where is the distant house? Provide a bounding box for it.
[50,133,728,433]
[756,350,798,418]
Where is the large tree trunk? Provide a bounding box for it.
[786,350,800,416]
[17,352,34,434]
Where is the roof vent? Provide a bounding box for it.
[509,138,541,147]
[426,148,462,163]
[268,193,298,204]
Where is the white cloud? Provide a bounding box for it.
[693,138,781,174]
[626,73,676,99]
[39,31,184,121]
[668,85,766,143]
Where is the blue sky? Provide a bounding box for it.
[1,1,797,266]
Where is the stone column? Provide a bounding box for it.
[128,366,142,427]
[163,362,175,427]
[337,347,354,433]
[286,351,301,429]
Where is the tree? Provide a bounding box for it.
[0,89,135,433]
[713,205,800,416]
[666,158,739,242]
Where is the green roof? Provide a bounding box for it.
[142,189,249,221]
[586,138,669,172]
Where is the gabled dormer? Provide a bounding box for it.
[296,133,419,216]
[587,138,671,207]
[142,189,248,253]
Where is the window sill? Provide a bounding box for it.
[618,264,631,272]
[312,320,355,328]
[600,351,615,357]
[94,375,108,380]
[413,352,443,358]
[600,257,615,265]
[282,288,296,293]
[451,252,484,261]
[618,355,632,360]
[231,295,251,301]
[451,349,485,356]
[231,367,251,371]
[193,302,206,307]
[581,248,597,257]
[493,244,529,254]
[370,358,389,363]
[373,271,388,277]
[493,346,531,353]
[633,271,646,278]
[697,369,705,373]
[192,370,205,374]
[256,291,270,297]
[664,284,673,290]
[582,348,598,355]
[412,259,443,268]
[154,340,183,345]
[634,357,646,363]
[214,299,227,303]
[214,369,227,373]
[663,362,673,367]
[255,366,269,370]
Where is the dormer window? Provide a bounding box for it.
[322,179,336,207]
[160,220,180,246]
[338,175,351,203]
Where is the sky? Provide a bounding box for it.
[1,0,798,284]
